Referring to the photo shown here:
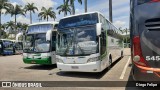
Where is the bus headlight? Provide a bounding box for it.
[87,57,100,63]
[56,58,63,63]
[23,56,27,58]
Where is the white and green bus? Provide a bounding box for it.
[56,12,123,72]
[16,22,58,65]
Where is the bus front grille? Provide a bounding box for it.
[145,18,160,31]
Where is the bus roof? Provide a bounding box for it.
[29,21,59,26]
[0,39,14,41]
[61,11,119,31]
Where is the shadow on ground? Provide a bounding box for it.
[56,57,123,79]
[23,64,57,70]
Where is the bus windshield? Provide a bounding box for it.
[58,13,98,29]
[24,33,50,53]
[3,41,13,51]
[57,26,98,56]
[27,24,53,34]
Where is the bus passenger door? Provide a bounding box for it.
[51,32,57,64]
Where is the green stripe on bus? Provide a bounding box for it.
[23,57,52,65]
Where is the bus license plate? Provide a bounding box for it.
[31,61,36,64]
[71,66,79,69]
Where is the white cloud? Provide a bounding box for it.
[113,20,126,29]
[11,2,18,7]
[75,9,80,14]
[1,9,6,14]
[113,0,129,6]
[22,0,57,12]
[16,16,30,24]
[113,6,129,17]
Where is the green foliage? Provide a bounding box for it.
[66,0,82,15]
[57,1,71,17]
[24,3,38,23]
[38,7,56,21]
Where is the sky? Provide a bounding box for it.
[1,0,130,29]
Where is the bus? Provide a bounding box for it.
[0,39,14,55]
[16,22,58,65]
[56,12,123,72]
[130,0,160,81]
[11,40,23,54]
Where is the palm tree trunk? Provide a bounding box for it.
[0,10,1,39]
[63,0,66,17]
[47,16,48,21]
[30,11,32,24]
[70,1,75,15]
[64,11,66,17]
[85,0,87,12]
[15,15,17,39]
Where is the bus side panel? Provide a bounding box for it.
[107,36,122,63]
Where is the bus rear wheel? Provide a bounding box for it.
[108,55,112,70]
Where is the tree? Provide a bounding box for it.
[16,22,28,32]
[6,4,25,34]
[119,27,130,48]
[66,0,82,15]
[0,24,8,38]
[5,21,15,34]
[24,3,38,24]
[0,0,12,38]
[38,7,56,21]
[57,1,71,17]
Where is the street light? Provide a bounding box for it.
[109,0,112,22]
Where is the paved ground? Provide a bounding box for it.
[0,48,159,90]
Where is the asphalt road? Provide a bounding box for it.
[0,48,159,90]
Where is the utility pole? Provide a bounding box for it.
[109,0,113,22]
[85,0,87,13]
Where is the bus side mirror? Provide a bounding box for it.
[16,33,23,42]
[46,30,52,41]
[96,23,102,36]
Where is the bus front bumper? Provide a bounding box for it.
[23,57,52,65]
[57,61,101,72]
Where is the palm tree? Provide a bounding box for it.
[21,23,28,32]
[0,0,12,38]
[1,23,8,38]
[66,0,82,15]
[24,3,38,24]
[38,7,56,21]
[1,24,6,31]
[5,21,15,34]
[6,4,25,33]
[16,22,28,32]
[57,1,71,17]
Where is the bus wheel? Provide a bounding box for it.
[108,55,112,70]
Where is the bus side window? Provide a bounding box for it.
[101,31,106,55]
